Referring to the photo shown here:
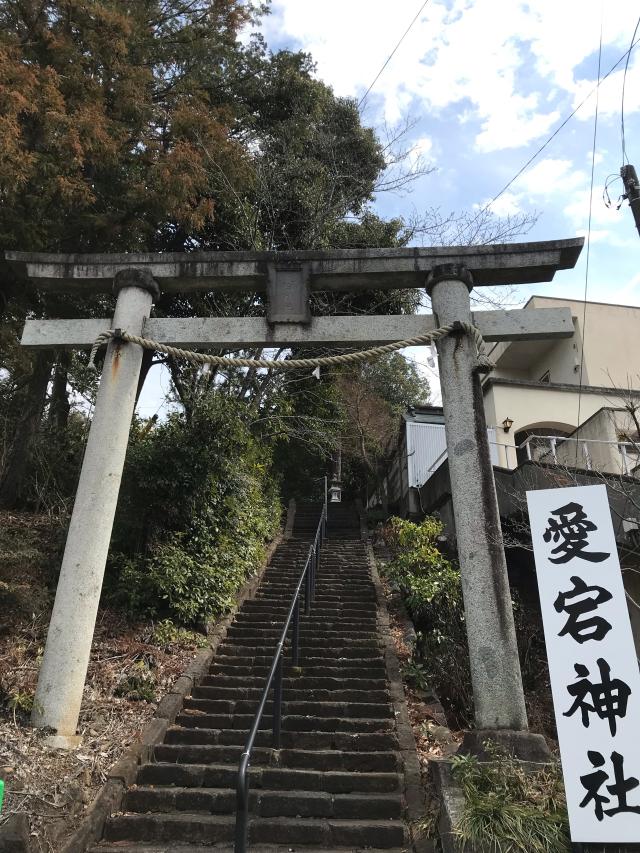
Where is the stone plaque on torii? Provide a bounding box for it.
[5,238,583,752]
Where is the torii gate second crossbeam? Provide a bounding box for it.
[6,238,583,754]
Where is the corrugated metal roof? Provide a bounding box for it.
[402,405,445,425]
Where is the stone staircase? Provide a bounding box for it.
[91,505,415,852]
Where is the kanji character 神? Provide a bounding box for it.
[554,576,612,643]
[543,502,610,564]
[564,658,631,736]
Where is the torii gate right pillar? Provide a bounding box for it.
[429,265,545,755]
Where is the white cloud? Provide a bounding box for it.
[407,134,435,168]
[564,188,623,229]
[258,0,640,154]
[514,158,587,196]
[480,191,523,217]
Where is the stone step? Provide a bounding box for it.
[216,638,381,661]
[124,786,403,819]
[92,846,408,853]
[258,576,372,584]
[238,609,377,620]
[104,813,407,848]
[263,583,370,589]
[259,570,370,576]
[137,762,402,794]
[190,685,390,702]
[176,710,393,731]
[221,636,382,649]
[208,662,387,678]
[153,744,402,772]
[91,845,409,852]
[164,726,399,752]
[254,592,376,603]
[211,649,384,663]
[183,698,393,719]
[230,616,378,629]
[210,656,385,672]
[225,627,379,641]
[199,674,388,690]
[240,602,375,614]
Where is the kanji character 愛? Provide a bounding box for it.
[543,502,610,564]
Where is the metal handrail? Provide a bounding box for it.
[420,434,640,483]
[234,480,328,853]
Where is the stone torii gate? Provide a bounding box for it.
[5,238,582,750]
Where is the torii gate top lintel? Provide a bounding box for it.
[4,237,583,295]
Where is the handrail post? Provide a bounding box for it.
[272,658,283,749]
[234,752,251,853]
[311,545,317,603]
[621,443,630,475]
[292,599,300,667]
[305,559,312,616]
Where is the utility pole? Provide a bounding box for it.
[621,164,640,238]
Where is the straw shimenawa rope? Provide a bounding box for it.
[88,321,493,372]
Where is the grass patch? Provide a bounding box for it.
[449,744,570,853]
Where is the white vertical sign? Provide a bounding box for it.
[527,484,640,843]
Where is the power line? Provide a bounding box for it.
[621,14,640,164]
[358,0,431,110]
[482,31,640,217]
[575,15,603,465]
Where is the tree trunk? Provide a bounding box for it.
[0,352,52,509]
[49,352,71,433]
[135,348,155,406]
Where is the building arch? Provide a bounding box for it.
[514,422,575,466]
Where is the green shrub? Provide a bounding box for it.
[401,659,431,693]
[151,619,209,650]
[107,395,281,626]
[382,516,473,724]
[383,516,550,730]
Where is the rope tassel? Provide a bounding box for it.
[87,322,493,373]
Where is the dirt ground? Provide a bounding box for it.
[0,511,205,852]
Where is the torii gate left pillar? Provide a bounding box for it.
[31,269,159,745]
[6,239,583,750]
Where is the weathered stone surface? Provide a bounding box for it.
[5,238,583,293]
[0,813,32,853]
[154,693,184,723]
[460,729,551,763]
[431,273,528,731]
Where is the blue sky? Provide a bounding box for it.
[138,0,640,415]
[257,0,640,302]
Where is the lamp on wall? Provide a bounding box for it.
[501,416,514,433]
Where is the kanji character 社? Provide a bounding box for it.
[580,751,640,820]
